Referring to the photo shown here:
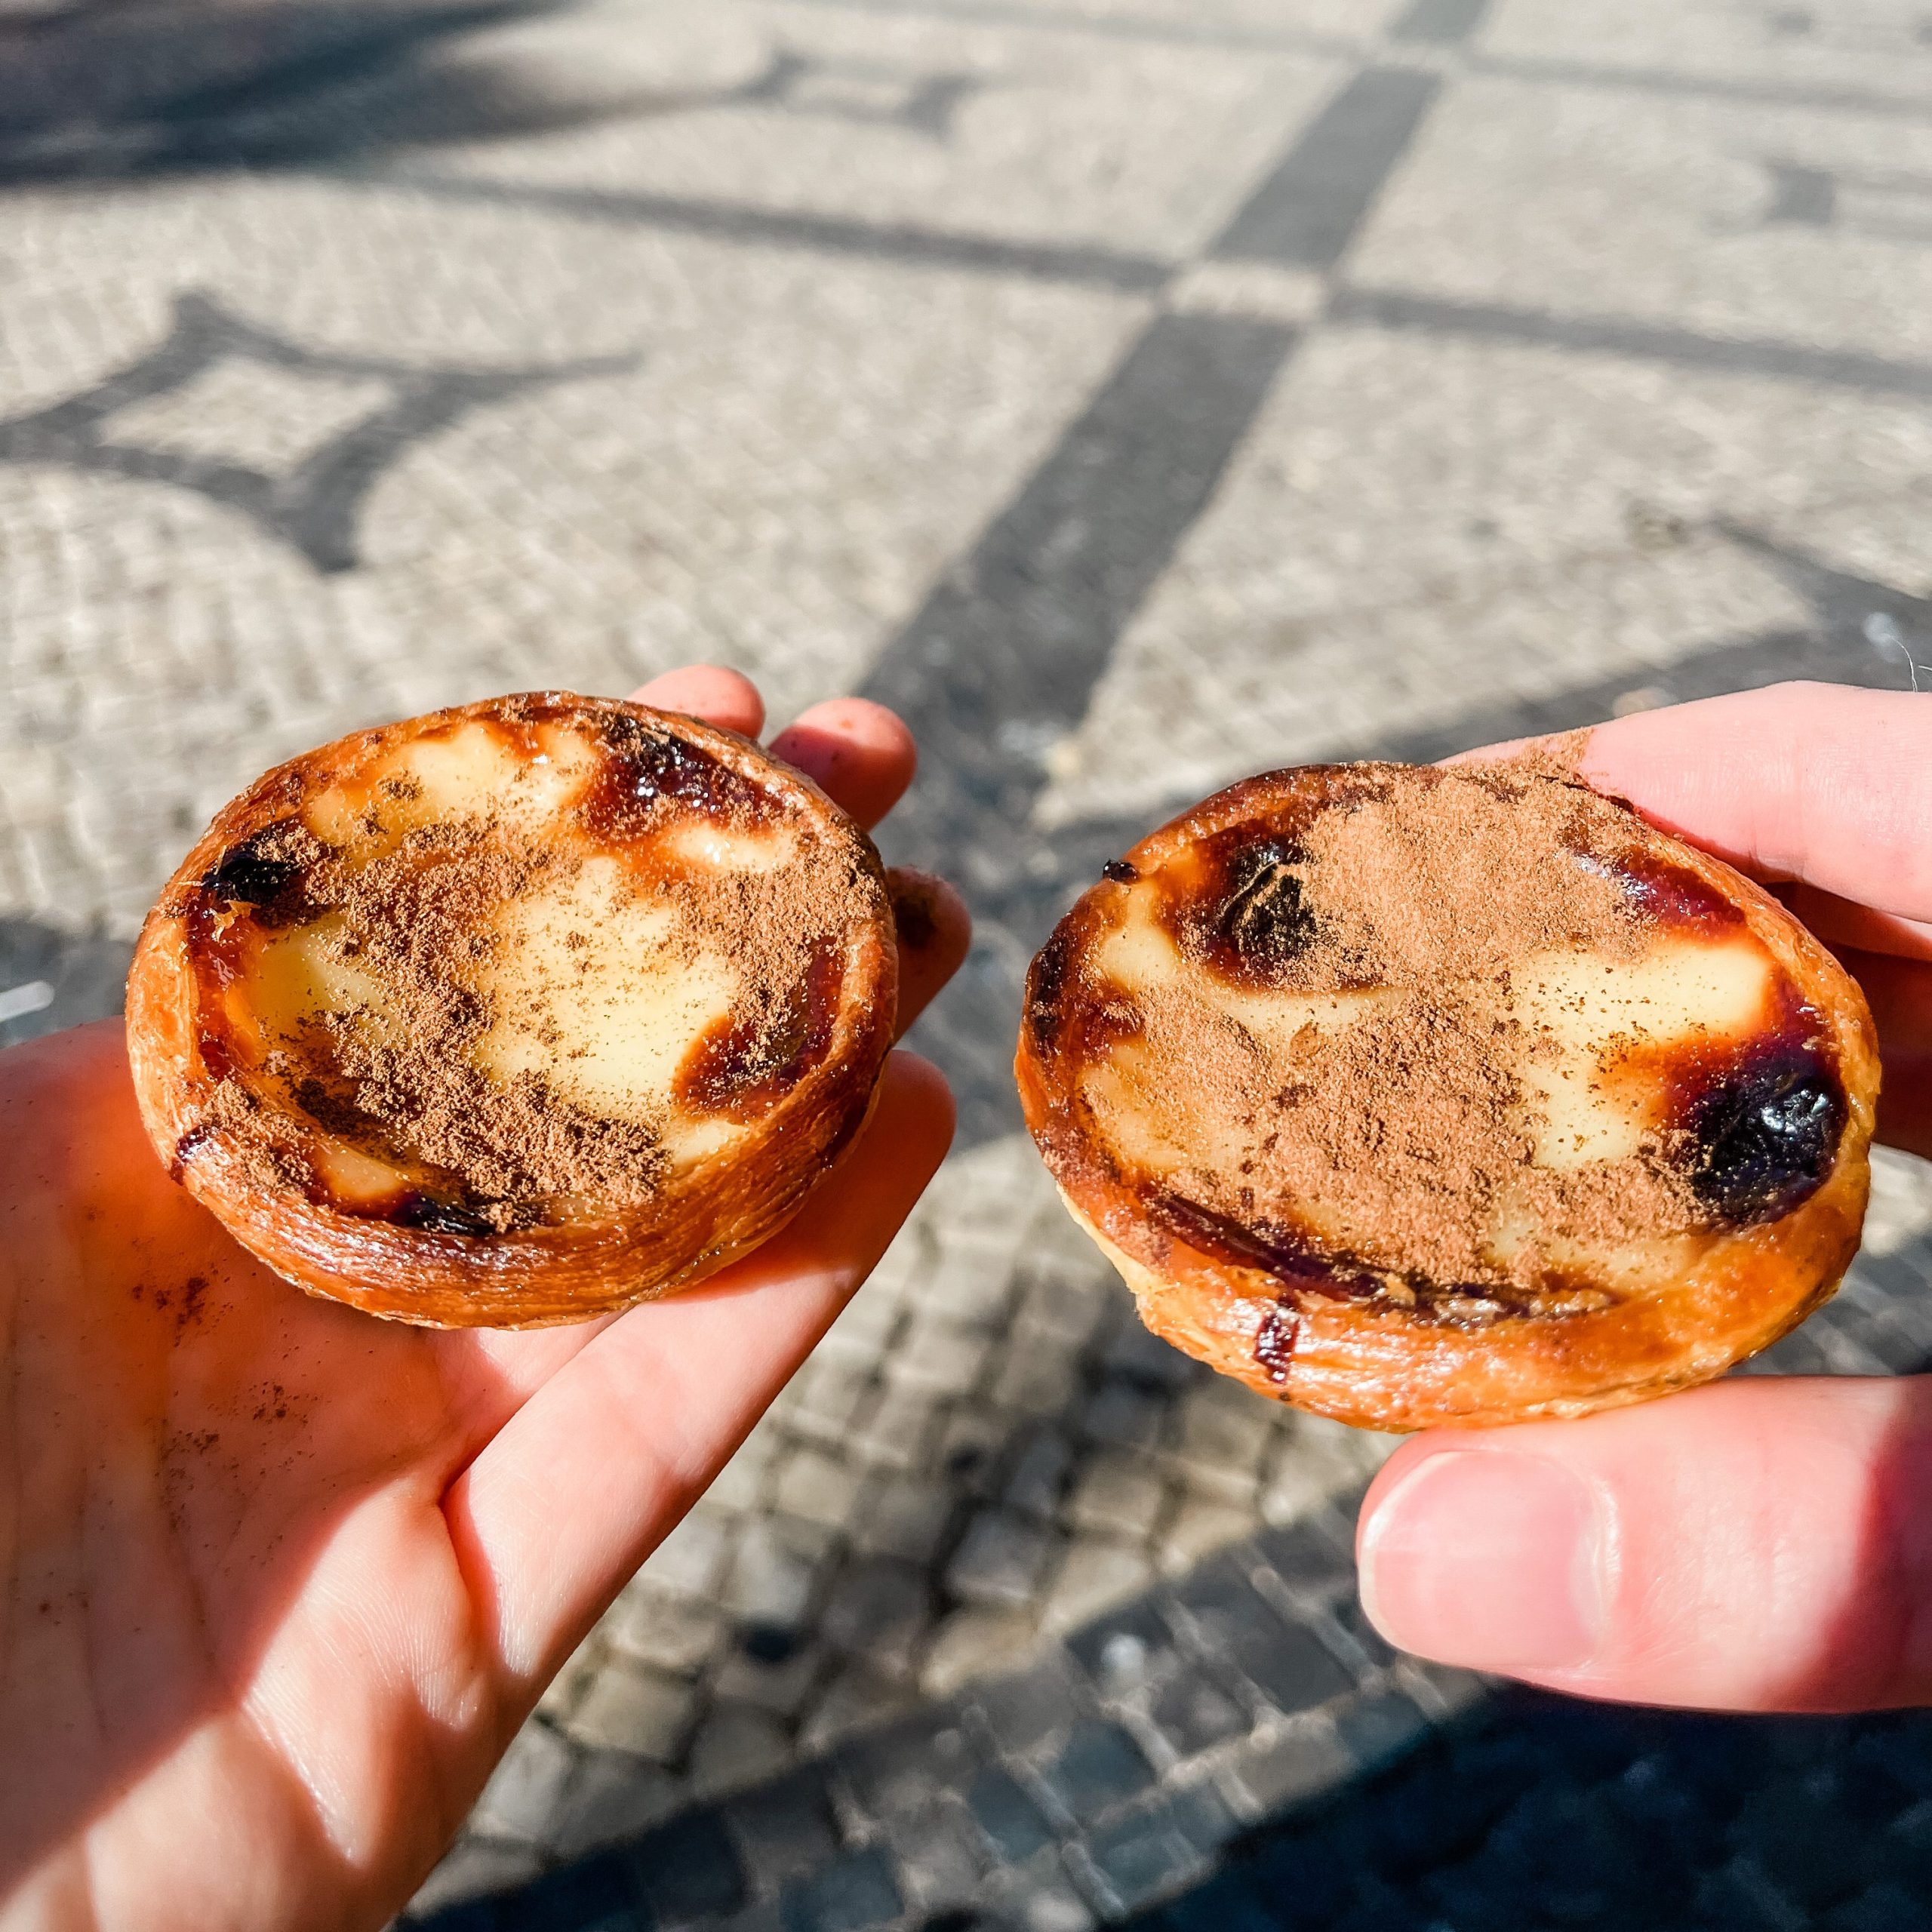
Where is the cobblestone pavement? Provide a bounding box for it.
[7,0,1932,1925]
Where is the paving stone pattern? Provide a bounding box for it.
[7,0,1932,1926]
[405,1190,1932,1932]
[1129,1689,1932,1932]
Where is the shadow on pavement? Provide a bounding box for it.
[0,915,131,1044]
[0,0,710,183]
[1127,1690,1932,1932]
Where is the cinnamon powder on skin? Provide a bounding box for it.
[1118,764,1711,1303]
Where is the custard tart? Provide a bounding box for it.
[1017,761,1878,1429]
[128,691,898,1327]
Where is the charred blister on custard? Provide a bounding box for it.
[1155,1184,1619,1343]
[1209,837,1318,980]
[1163,826,1320,986]
[202,835,303,910]
[1151,1192,1382,1301]
[392,1192,501,1238]
[1681,1037,1847,1226]
[189,821,330,934]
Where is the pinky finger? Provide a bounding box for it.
[628,666,765,738]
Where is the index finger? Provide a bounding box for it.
[1551,683,1932,924]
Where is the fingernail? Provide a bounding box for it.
[1358,1450,1613,1673]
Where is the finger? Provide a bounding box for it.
[442,1051,955,1681]
[1777,881,1932,964]
[1572,683,1932,922]
[1357,1377,1932,1712]
[430,1316,620,1447]
[769,698,916,829]
[887,867,972,1039]
[627,666,765,738]
[1838,946,1932,1160]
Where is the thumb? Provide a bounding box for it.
[1355,1377,1932,1712]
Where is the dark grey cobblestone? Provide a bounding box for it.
[964,1768,1056,1867]
[1031,1721,1156,1827]
[409,1463,1409,1927]
[723,1774,843,1894]
[778,1847,902,1932]
[628,1812,746,1926]
[1119,1696,1932,1932]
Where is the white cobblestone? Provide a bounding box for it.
[565,1663,699,1761]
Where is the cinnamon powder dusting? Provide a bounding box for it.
[192,725,876,1231]
[297,822,672,1217]
[1106,764,1744,1308]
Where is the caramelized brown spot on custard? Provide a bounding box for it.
[577,707,774,841]
[677,940,846,1119]
[1588,847,1749,936]
[1026,923,1081,1057]
[201,830,306,914]
[1151,1193,1380,1300]
[1182,833,1319,985]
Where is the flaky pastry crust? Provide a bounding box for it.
[127,692,897,1327]
[1016,763,1879,1430]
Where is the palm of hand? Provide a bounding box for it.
[2,672,961,1930]
[8,1023,506,1924]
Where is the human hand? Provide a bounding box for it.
[0,668,969,1930]
[1357,681,1932,1712]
